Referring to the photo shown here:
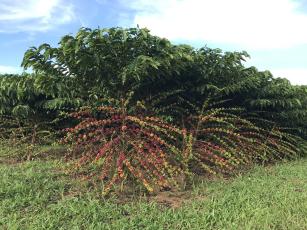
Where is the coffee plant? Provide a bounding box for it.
[63,105,186,194]
[61,101,304,193]
[1,26,307,194]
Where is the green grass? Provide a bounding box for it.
[1,148,307,229]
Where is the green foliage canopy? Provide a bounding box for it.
[0,27,306,137]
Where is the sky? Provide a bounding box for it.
[0,0,307,85]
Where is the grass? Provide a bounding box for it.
[1,145,307,229]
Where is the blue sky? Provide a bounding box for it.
[0,0,307,84]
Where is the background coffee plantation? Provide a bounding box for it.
[1,27,307,193]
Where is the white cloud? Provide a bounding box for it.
[0,0,74,33]
[124,0,307,50]
[0,65,22,74]
[271,68,307,85]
